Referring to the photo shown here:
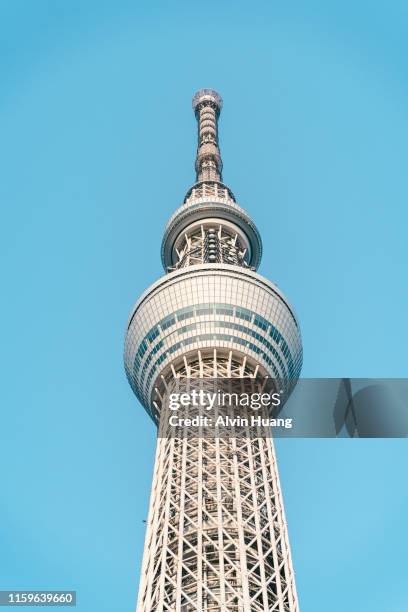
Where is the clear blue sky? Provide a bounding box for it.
[1,1,407,610]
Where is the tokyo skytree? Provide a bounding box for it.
[124,89,303,611]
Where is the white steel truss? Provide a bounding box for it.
[137,351,299,612]
[172,224,249,270]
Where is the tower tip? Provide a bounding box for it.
[192,89,223,113]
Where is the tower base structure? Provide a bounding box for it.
[137,351,299,612]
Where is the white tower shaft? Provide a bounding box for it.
[124,90,303,611]
[137,354,299,611]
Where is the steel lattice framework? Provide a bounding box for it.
[124,90,303,611]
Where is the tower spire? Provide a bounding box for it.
[192,88,223,182]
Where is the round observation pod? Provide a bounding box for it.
[124,264,302,423]
[161,197,263,271]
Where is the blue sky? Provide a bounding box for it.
[0,1,407,610]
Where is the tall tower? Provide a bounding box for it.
[124,90,303,611]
